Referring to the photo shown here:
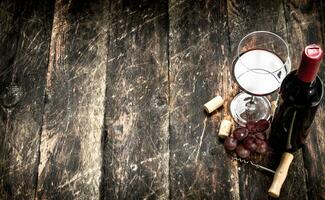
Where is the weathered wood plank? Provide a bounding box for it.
[0,0,23,198]
[168,0,239,199]
[227,1,286,199]
[100,0,169,199]
[0,0,54,199]
[36,0,108,199]
[284,0,325,199]
[318,7,325,198]
[227,0,308,199]
[0,0,17,78]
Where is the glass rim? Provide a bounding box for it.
[237,30,290,60]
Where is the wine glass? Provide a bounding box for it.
[230,31,291,126]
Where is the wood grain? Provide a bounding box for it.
[0,0,324,199]
[284,0,325,199]
[168,0,239,199]
[100,0,169,199]
[0,0,17,79]
[227,0,308,199]
[36,0,108,199]
[0,0,54,199]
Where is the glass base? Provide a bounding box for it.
[230,92,271,126]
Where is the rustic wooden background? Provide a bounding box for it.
[0,0,324,199]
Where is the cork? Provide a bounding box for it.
[203,96,224,113]
[218,117,233,139]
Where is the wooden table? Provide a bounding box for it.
[0,0,324,199]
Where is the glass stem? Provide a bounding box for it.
[249,95,255,104]
[246,96,256,121]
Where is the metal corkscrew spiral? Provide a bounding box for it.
[232,156,275,174]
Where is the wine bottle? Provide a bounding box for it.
[269,44,324,153]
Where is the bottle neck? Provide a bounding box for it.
[297,60,320,83]
[292,70,316,88]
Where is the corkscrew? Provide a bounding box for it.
[232,156,275,174]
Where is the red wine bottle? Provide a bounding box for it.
[269,44,324,153]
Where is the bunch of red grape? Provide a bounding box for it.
[224,119,270,159]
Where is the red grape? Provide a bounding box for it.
[255,132,266,140]
[246,121,256,132]
[255,119,270,132]
[233,127,248,141]
[235,145,250,158]
[224,137,238,151]
[243,136,257,151]
[256,140,268,154]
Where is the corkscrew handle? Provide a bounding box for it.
[268,152,294,198]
